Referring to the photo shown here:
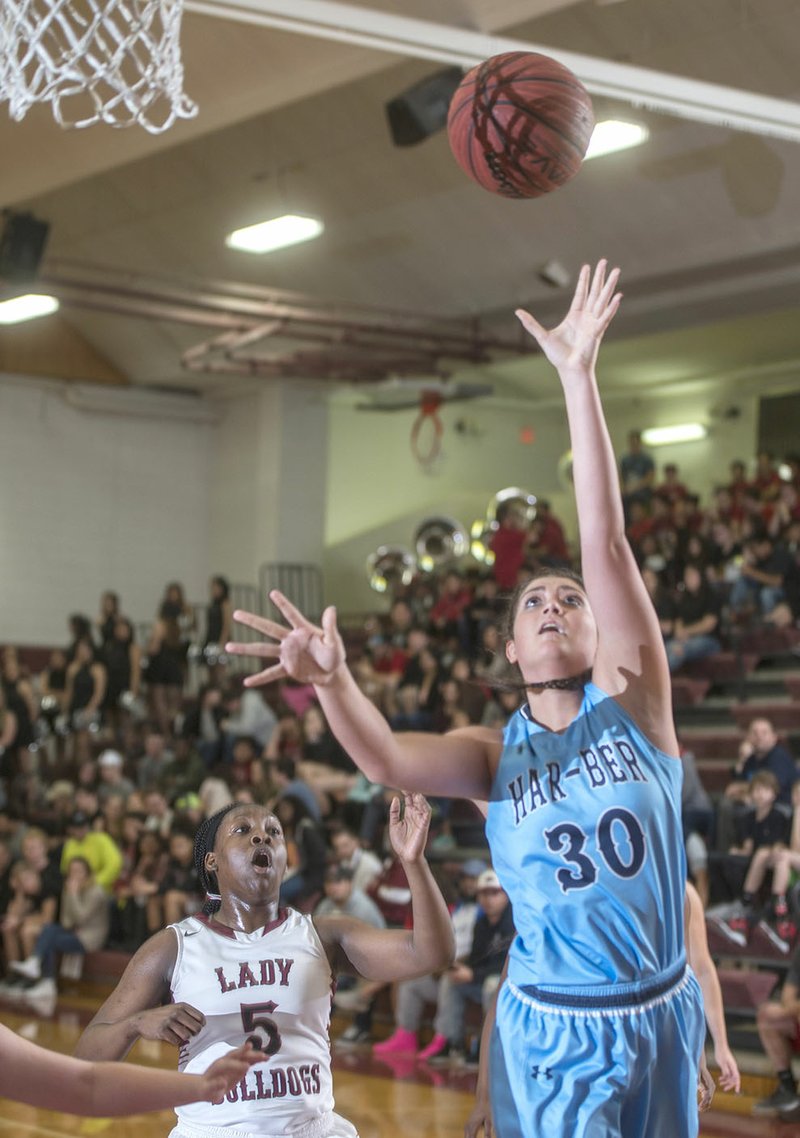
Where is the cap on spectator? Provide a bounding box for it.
[325,863,355,883]
[45,779,75,802]
[98,749,124,767]
[476,869,502,892]
[69,810,90,828]
[459,858,488,878]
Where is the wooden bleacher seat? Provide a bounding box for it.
[717,967,781,1013]
[682,652,760,684]
[728,702,800,732]
[671,677,711,706]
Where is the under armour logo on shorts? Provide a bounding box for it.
[531,1065,553,1081]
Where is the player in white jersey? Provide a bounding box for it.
[75,792,454,1138]
[226,262,706,1135]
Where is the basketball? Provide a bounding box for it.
[446,51,595,199]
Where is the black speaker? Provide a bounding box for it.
[0,211,50,282]
[385,67,463,147]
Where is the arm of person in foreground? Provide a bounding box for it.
[685,881,741,1093]
[317,793,455,980]
[0,1022,258,1116]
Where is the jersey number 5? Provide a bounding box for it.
[241,1002,282,1056]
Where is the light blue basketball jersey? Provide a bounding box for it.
[486,683,687,990]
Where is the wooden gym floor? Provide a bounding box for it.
[0,985,797,1138]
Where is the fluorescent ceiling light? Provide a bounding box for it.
[642,423,708,446]
[585,120,649,160]
[0,293,59,324]
[226,214,324,254]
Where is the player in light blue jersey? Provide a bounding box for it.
[227,261,706,1136]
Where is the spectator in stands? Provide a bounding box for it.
[489,502,530,591]
[418,869,514,1064]
[142,787,174,841]
[619,428,655,520]
[656,462,689,506]
[275,793,327,908]
[716,717,798,855]
[155,826,203,927]
[11,855,110,999]
[220,678,276,760]
[136,725,173,789]
[712,771,790,914]
[739,780,800,942]
[314,863,385,926]
[0,829,63,985]
[146,590,191,736]
[753,943,800,1117]
[0,685,19,768]
[728,529,794,620]
[180,684,224,768]
[664,562,722,673]
[429,570,473,652]
[100,616,142,729]
[329,826,382,893]
[203,575,233,684]
[159,736,207,802]
[373,857,486,1057]
[641,566,675,641]
[66,614,94,662]
[300,703,355,774]
[531,499,570,566]
[681,748,715,908]
[96,749,136,806]
[1,647,37,756]
[95,591,121,648]
[64,639,106,758]
[113,829,167,949]
[60,810,122,894]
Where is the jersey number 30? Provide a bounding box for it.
[544,807,646,892]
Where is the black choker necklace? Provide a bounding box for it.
[526,669,592,693]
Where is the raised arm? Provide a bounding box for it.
[227,596,496,801]
[0,1024,258,1116]
[316,793,455,981]
[516,261,677,754]
[75,929,205,1061]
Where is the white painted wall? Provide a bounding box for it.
[0,377,211,645]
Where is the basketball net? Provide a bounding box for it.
[410,390,444,470]
[0,0,198,132]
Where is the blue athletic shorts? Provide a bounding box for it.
[490,959,705,1138]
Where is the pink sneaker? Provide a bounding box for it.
[373,1029,418,1056]
[417,1033,449,1062]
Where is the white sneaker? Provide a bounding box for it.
[11,957,41,980]
[22,977,57,998]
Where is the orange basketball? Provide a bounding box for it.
[447,51,594,199]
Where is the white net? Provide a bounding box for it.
[0,0,198,132]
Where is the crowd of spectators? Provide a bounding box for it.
[1,446,800,1071]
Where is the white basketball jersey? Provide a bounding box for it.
[170,908,335,1133]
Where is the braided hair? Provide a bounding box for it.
[194,803,237,916]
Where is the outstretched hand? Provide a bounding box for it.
[515,259,621,377]
[388,793,432,864]
[202,1043,261,1104]
[225,591,346,688]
